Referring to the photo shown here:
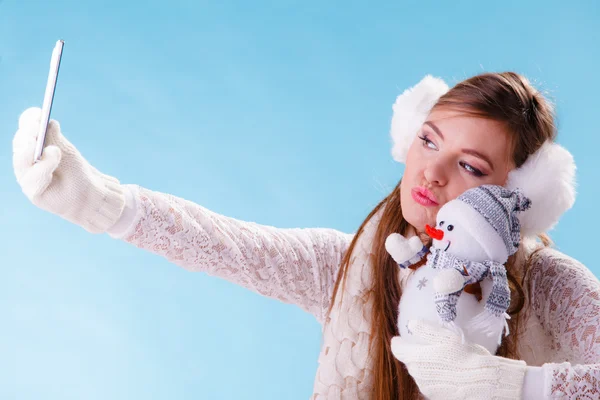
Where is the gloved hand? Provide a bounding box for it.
[391,319,527,400]
[12,107,125,233]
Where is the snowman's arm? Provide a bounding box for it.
[385,234,427,268]
[433,260,490,295]
[400,237,428,268]
[482,260,511,317]
[433,267,468,295]
[463,261,490,284]
[434,290,461,323]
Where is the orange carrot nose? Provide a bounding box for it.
[425,224,444,240]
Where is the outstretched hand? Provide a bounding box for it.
[13,107,125,233]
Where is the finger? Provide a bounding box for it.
[390,336,407,361]
[12,132,37,179]
[44,119,63,147]
[18,145,62,200]
[18,107,42,131]
[13,109,63,177]
[17,107,64,149]
[407,319,462,345]
[13,108,45,174]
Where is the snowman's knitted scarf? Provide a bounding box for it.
[426,247,511,323]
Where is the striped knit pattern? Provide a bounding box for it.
[435,291,461,322]
[428,248,511,323]
[483,260,512,317]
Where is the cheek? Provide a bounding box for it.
[403,140,423,178]
[444,176,483,202]
[445,171,506,201]
[405,137,421,162]
[399,179,410,207]
[445,180,470,200]
[399,180,416,218]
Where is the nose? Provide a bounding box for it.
[423,158,449,187]
[425,224,444,240]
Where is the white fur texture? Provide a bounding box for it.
[390,75,449,163]
[505,141,577,236]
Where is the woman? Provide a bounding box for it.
[12,72,600,399]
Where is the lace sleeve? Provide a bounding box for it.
[114,185,353,323]
[541,363,600,398]
[527,248,600,398]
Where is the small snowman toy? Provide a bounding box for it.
[386,184,531,353]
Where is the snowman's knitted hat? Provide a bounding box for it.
[390,75,577,237]
[442,185,531,263]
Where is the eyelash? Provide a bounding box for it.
[417,134,487,178]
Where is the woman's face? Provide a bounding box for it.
[400,107,516,232]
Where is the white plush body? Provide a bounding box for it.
[386,203,509,354]
[396,264,502,354]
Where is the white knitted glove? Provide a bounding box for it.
[12,107,125,233]
[391,319,526,400]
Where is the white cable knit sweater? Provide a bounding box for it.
[107,185,600,399]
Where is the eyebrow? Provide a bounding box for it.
[424,121,495,170]
[461,149,495,170]
[425,121,444,140]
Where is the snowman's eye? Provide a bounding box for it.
[439,221,444,227]
[447,225,454,231]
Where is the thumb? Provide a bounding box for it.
[390,335,429,364]
[390,336,412,362]
[18,107,42,130]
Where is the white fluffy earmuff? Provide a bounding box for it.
[504,142,577,236]
[389,75,577,237]
[390,75,449,163]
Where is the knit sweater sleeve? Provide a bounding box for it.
[526,247,600,398]
[107,184,353,323]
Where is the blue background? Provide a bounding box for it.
[1,1,598,398]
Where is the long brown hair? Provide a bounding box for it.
[327,72,557,399]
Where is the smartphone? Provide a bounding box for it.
[33,40,64,164]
